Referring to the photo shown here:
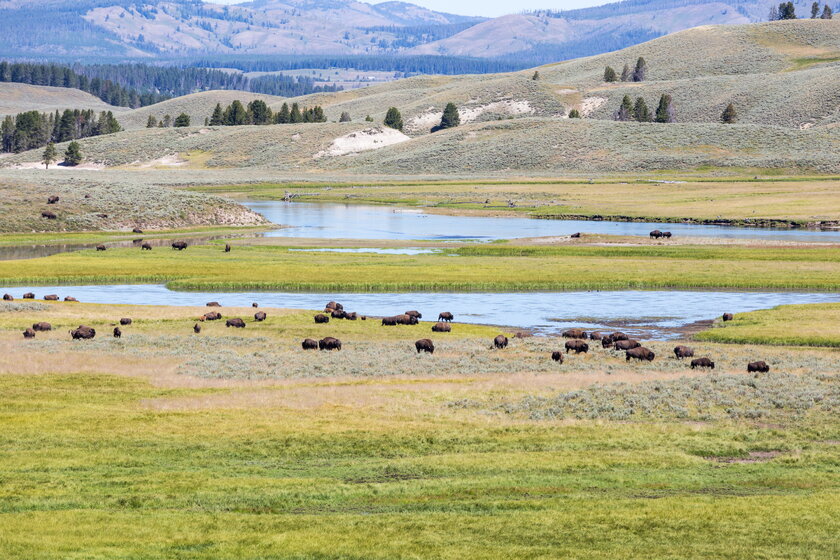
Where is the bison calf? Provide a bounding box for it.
[193,324,201,334]
[415,339,435,354]
[141,243,152,251]
[113,327,122,338]
[748,361,770,373]
[551,351,564,364]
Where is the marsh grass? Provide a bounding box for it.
[698,303,840,347]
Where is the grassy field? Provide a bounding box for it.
[697,303,840,348]
[2,242,840,292]
[0,301,838,559]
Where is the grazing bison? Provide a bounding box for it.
[601,336,615,348]
[722,313,734,322]
[314,314,330,324]
[432,322,451,333]
[44,295,59,301]
[650,230,663,239]
[32,322,52,332]
[23,328,36,339]
[610,332,629,342]
[226,318,246,328]
[319,337,342,351]
[47,196,59,204]
[438,312,454,322]
[690,358,715,369]
[326,302,343,311]
[494,335,509,349]
[415,339,435,354]
[41,211,57,219]
[405,310,422,320]
[171,241,188,251]
[381,316,398,326]
[225,244,231,253]
[120,318,132,326]
[96,245,107,251]
[588,331,604,341]
[562,329,587,339]
[674,345,695,359]
[565,340,589,354]
[302,338,318,350]
[113,327,122,338]
[202,312,222,321]
[254,311,267,322]
[626,347,655,362]
[748,361,770,373]
[393,314,417,325]
[551,351,564,364]
[206,302,221,307]
[64,296,78,302]
[662,232,672,239]
[23,293,35,299]
[70,326,96,340]
[132,228,144,234]
[331,309,347,319]
[141,243,152,250]
[345,312,358,321]
[2,294,12,301]
[614,339,641,351]
[193,324,201,334]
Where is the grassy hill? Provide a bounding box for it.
[0,83,129,118]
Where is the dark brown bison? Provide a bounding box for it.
[674,345,695,359]
[252,303,259,308]
[44,295,59,301]
[41,211,57,219]
[226,318,246,328]
[432,322,451,333]
[113,327,122,338]
[47,196,59,204]
[601,336,615,348]
[614,339,641,351]
[319,337,342,351]
[438,312,454,322]
[345,312,358,321]
[202,312,222,321]
[562,329,587,339]
[171,241,188,251]
[119,318,132,326]
[225,244,231,253]
[302,338,318,350]
[314,314,330,324]
[722,313,734,322]
[494,335,509,349]
[551,351,564,363]
[566,340,589,354]
[96,245,107,251]
[132,228,143,234]
[96,214,108,219]
[23,293,35,299]
[626,347,655,362]
[326,302,343,311]
[23,328,36,339]
[588,331,604,341]
[405,310,422,320]
[70,326,96,340]
[2,294,12,301]
[415,339,435,354]
[64,296,78,302]
[206,302,221,307]
[662,232,672,239]
[193,324,201,333]
[570,232,581,239]
[331,309,347,319]
[32,322,52,332]
[141,243,152,250]
[610,332,629,342]
[650,230,663,239]
[254,311,267,322]
[395,314,418,325]
[690,358,715,369]
[748,361,770,373]
[381,316,397,326]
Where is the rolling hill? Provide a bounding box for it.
[0,83,130,117]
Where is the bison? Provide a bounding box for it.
[326,302,343,311]
[395,314,418,325]
[438,312,454,322]
[626,347,655,362]
[551,351,564,364]
[95,245,106,251]
[674,345,695,359]
[314,314,330,324]
[64,296,78,302]
[662,232,672,239]
[193,324,201,334]
[206,302,221,307]
[601,336,615,348]
[41,211,57,219]
[432,322,451,333]
[405,310,422,320]
[570,232,581,238]
[415,339,435,354]
[722,313,734,322]
[494,335,509,349]
[566,340,589,354]
[2,294,12,301]
[588,331,604,341]
[331,309,347,319]
[113,327,122,338]
[381,316,398,326]
[690,358,715,369]
[226,318,246,328]
[614,339,641,351]
[47,196,60,204]
[252,303,259,308]
[171,241,188,251]
[32,322,52,332]
[225,244,231,253]
[132,228,144,234]
[319,337,342,351]
[202,312,222,321]
[650,230,663,239]
[141,243,152,251]
[254,311,267,322]
[748,361,770,373]
[562,329,587,339]
[70,326,96,340]
[345,312,358,321]
[44,295,59,301]
[23,293,35,299]
[302,338,318,350]
[120,318,132,326]
[23,328,36,339]
[610,332,629,342]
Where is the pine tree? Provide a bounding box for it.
[209,103,224,126]
[812,1,820,18]
[146,115,157,128]
[434,103,460,132]
[655,94,675,123]
[568,109,581,119]
[615,95,634,121]
[174,113,191,127]
[778,2,797,19]
[276,103,290,124]
[384,107,403,131]
[42,142,56,169]
[603,66,617,83]
[1,116,13,152]
[632,57,647,82]
[247,100,272,125]
[224,101,247,126]
[313,106,326,123]
[339,112,352,122]
[822,5,833,18]
[634,97,651,122]
[721,103,737,124]
[620,64,631,82]
[63,141,82,166]
[289,103,303,124]
[532,71,540,81]
[365,115,374,122]
[162,114,172,127]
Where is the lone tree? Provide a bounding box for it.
[532,71,541,81]
[146,115,157,128]
[823,5,833,18]
[339,111,352,122]
[812,2,820,18]
[63,141,82,166]
[721,103,738,124]
[620,64,631,82]
[42,142,57,169]
[434,103,460,132]
[604,66,617,82]
[634,97,651,122]
[568,109,581,119]
[632,57,647,82]
[174,113,191,127]
[655,94,675,123]
[384,107,403,131]
[778,2,797,19]
[614,95,634,121]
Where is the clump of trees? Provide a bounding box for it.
[614,94,675,123]
[206,100,326,126]
[767,2,831,20]
[63,141,82,166]
[174,113,191,127]
[568,109,581,119]
[1,109,120,153]
[605,57,647,83]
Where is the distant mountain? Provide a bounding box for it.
[0,0,836,63]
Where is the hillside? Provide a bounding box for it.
[0,83,129,118]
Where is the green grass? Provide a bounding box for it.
[697,303,840,347]
[2,243,840,292]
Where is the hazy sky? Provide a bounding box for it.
[212,1,603,18]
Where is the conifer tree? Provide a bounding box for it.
[434,103,460,132]
[289,103,303,123]
[603,66,617,82]
[223,101,247,126]
[655,94,675,123]
[313,106,326,123]
[721,103,737,124]
[822,5,833,18]
[42,142,56,169]
[384,107,403,131]
[812,2,820,18]
[276,103,290,124]
[532,71,540,81]
[209,103,224,126]
[632,57,647,82]
[162,114,172,127]
[174,113,190,127]
[247,100,272,125]
[568,109,581,119]
[778,2,797,19]
[620,64,631,82]
[146,115,157,128]
[63,141,82,166]
[339,112,352,122]
[634,97,651,122]
[615,95,634,121]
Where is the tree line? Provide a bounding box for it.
[770,2,833,19]
[197,100,328,127]
[613,94,676,123]
[603,57,648,83]
[1,109,120,154]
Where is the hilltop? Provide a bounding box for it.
[0,83,130,118]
